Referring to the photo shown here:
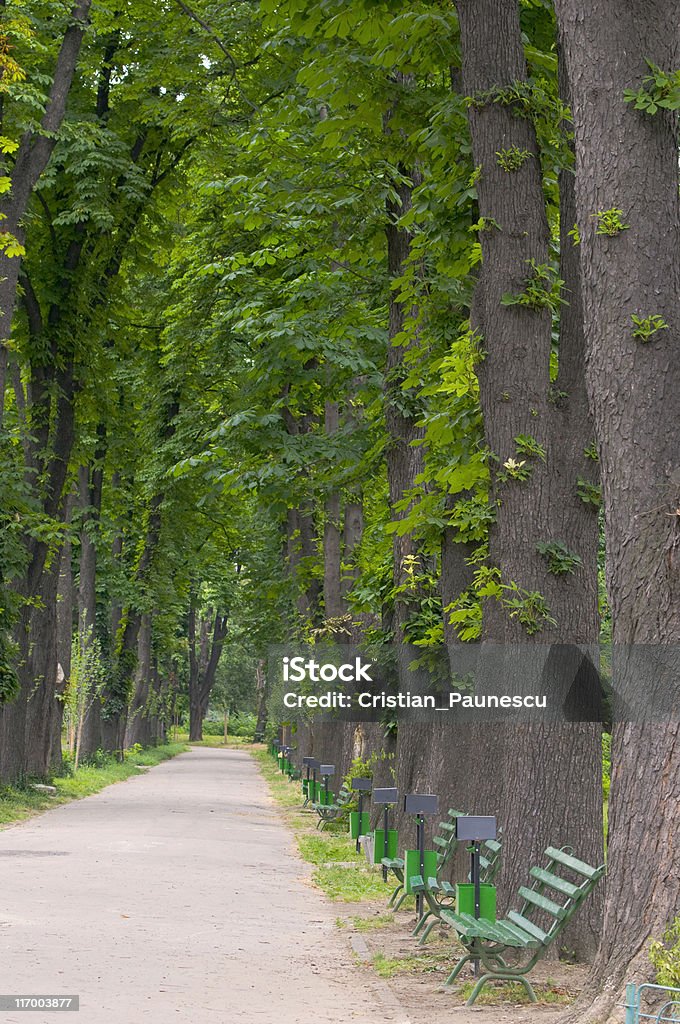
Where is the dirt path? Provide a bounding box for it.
[0,748,408,1024]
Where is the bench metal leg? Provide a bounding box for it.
[466,972,537,1006]
[444,953,474,988]
[417,917,440,945]
[392,891,409,911]
[387,884,403,908]
[412,910,432,936]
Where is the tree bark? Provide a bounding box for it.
[125,613,153,748]
[553,1,680,1017]
[323,401,344,620]
[456,0,603,958]
[382,78,434,840]
[188,603,228,742]
[77,438,105,758]
[0,0,93,422]
[253,658,268,742]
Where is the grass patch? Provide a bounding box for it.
[455,980,574,1005]
[314,864,393,902]
[371,951,450,978]
[0,742,187,827]
[297,833,362,865]
[252,747,397,904]
[350,913,394,932]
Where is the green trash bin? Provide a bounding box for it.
[404,849,438,894]
[349,811,370,840]
[455,883,497,922]
[373,828,398,863]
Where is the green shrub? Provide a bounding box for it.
[202,720,227,736]
[202,712,256,738]
[650,917,680,987]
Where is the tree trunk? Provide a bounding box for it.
[125,613,153,748]
[253,658,268,742]
[456,0,603,957]
[77,446,105,758]
[54,491,76,769]
[188,604,228,742]
[553,1,680,1017]
[381,78,434,840]
[323,401,344,621]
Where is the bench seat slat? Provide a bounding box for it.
[507,911,549,944]
[494,919,542,947]
[440,911,536,948]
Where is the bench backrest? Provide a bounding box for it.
[433,809,466,873]
[474,836,503,884]
[508,845,605,948]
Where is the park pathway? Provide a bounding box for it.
[0,748,408,1024]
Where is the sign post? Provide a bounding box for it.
[373,788,398,880]
[350,778,372,852]
[319,764,335,806]
[455,816,497,973]
[302,756,314,805]
[404,794,439,919]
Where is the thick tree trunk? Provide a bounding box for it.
[323,401,344,621]
[286,505,321,622]
[77,450,104,758]
[457,0,603,958]
[54,492,76,768]
[381,80,435,840]
[253,659,268,742]
[23,560,62,777]
[553,1,680,1017]
[341,498,363,596]
[125,613,153,748]
[188,604,228,742]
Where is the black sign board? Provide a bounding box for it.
[351,778,372,792]
[373,788,398,805]
[404,793,439,816]
[302,756,315,766]
[319,764,335,776]
[455,815,497,841]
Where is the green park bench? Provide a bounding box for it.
[440,845,605,1005]
[409,834,503,944]
[383,809,465,910]
[314,784,352,829]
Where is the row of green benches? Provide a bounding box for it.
[292,754,605,1005]
[382,807,603,1003]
